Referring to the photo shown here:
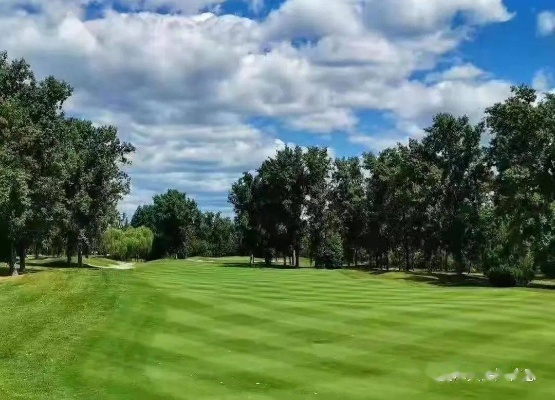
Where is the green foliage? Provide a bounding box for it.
[227,85,555,278]
[330,157,365,266]
[485,262,535,288]
[314,231,344,269]
[0,51,133,271]
[131,190,238,260]
[101,226,154,261]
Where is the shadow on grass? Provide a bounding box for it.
[401,272,491,287]
[400,271,555,290]
[26,259,99,270]
[528,280,555,290]
[365,269,491,287]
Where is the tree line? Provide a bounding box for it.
[0,51,134,274]
[3,49,554,288]
[130,189,239,260]
[230,86,555,287]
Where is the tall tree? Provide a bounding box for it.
[330,157,365,267]
[256,146,307,267]
[422,114,490,272]
[229,172,259,264]
[0,52,73,272]
[487,86,555,271]
[62,119,134,268]
[304,147,332,266]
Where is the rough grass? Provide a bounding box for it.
[1,258,555,399]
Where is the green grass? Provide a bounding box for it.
[1,258,555,399]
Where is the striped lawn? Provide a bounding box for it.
[1,258,555,399]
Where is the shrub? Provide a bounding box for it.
[486,266,517,287]
[484,251,535,287]
[314,232,344,269]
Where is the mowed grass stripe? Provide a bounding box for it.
[127,263,555,397]
[4,259,555,399]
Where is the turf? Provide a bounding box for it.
[1,258,555,399]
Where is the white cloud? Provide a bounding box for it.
[532,69,551,92]
[425,63,486,83]
[362,0,513,34]
[382,79,511,125]
[538,11,555,36]
[287,108,358,133]
[262,0,364,41]
[0,0,516,213]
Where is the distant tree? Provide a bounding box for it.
[131,205,156,230]
[101,226,154,261]
[148,190,201,259]
[229,172,259,263]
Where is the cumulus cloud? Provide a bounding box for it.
[0,0,516,214]
[287,109,358,133]
[538,11,555,36]
[361,0,513,34]
[425,63,486,83]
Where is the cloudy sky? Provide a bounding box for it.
[0,0,554,216]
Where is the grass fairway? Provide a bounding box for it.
[1,258,555,399]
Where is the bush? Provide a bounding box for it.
[484,251,535,287]
[486,266,517,287]
[314,232,344,269]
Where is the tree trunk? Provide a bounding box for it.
[249,254,254,265]
[354,248,358,268]
[294,244,300,268]
[8,241,18,276]
[17,244,26,274]
[404,242,410,272]
[264,251,272,266]
[77,241,83,268]
[283,256,287,266]
[34,243,39,259]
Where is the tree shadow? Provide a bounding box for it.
[369,269,394,276]
[26,259,99,270]
[400,271,491,287]
[528,280,555,290]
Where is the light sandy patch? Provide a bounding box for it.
[97,262,135,270]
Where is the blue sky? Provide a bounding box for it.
[0,0,554,216]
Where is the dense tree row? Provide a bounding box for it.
[130,189,238,259]
[0,52,134,274]
[230,86,555,286]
